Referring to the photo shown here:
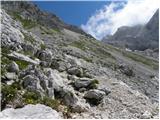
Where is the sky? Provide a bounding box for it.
[34,0,159,40]
[34,1,109,26]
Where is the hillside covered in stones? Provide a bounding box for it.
[0,1,159,119]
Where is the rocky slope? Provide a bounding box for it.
[102,9,159,52]
[1,1,159,119]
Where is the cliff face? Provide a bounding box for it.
[102,9,159,51]
[1,1,159,119]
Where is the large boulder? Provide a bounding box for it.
[0,104,62,119]
[7,61,19,73]
[84,89,106,105]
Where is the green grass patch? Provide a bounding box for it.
[23,91,41,104]
[15,60,29,70]
[39,26,60,35]
[1,84,18,102]
[23,32,36,44]
[1,55,12,76]
[40,97,61,111]
[1,47,11,55]
[12,12,37,29]
[23,90,61,111]
[82,56,93,63]
[70,40,86,51]
[40,43,46,50]
[122,51,159,70]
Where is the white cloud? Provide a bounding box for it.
[81,0,159,40]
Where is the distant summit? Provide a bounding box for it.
[102,9,159,51]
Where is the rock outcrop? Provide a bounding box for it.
[0,104,62,119]
[102,9,159,51]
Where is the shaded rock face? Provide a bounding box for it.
[102,9,159,51]
[0,104,62,119]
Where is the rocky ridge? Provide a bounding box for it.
[102,9,159,56]
[1,1,159,119]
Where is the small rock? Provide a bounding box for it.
[84,89,106,105]
[36,49,52,62]
[74,78,99,90]
[98,88,111,95]
[5,72,17,80]
[71,101,90,113]
[67,75,78,81]
[67,67,83,77]
[74,78,92,89]
[40,61,51,67]
[79,88,87,92]
[7,61,19,73]
[140,111,152,119]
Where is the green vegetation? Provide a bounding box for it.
[39,26,60,35]
[1,55,12,76]
[122,51,158,70]
[12,12,37,29]
[23,91,41,104]
[40,97,60,111]
[1,84,18,102]
[88,79,99,89]
[40,43,46,50]
[23,91,60,111]
[1,47,11,55]
[15,60,29,70]
[82,56,93,63]
[23,32,35,44]
[70,40,86,51]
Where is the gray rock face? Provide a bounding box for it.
[7,61,19,73]
[0,104,62,119]
[102,9,159,51]
[84,89,106,105]
[1,9,24,49]
[8,52,40,65]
